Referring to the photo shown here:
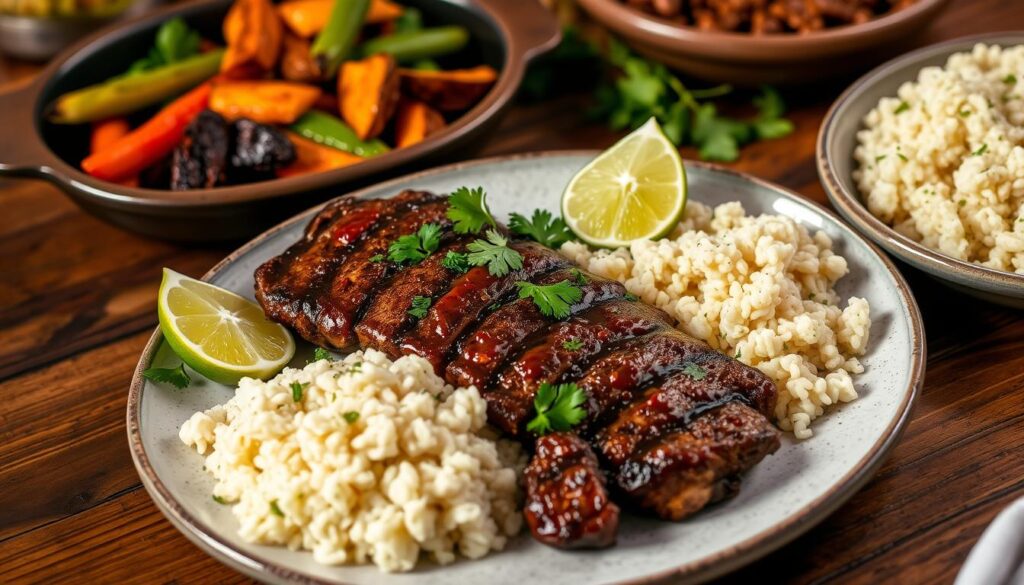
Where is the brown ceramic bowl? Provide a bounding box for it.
[0,0,559,243]
[576,0,949,85]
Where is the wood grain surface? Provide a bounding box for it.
[1,1,1023,583]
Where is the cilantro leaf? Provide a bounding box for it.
[526,382,587,435]
[624,292,638,301]
[312,347,333,362]
[142,363,191,389]
[447,186,496,234]
[290,381,308,402]
[563,338,584,351]
[212,495,228,505]
[516,279,583,319]
[569,268,587,285]
[894,101,911,114]
[408,295,432,319]
[441,250,470,273]
[681,362,707,381]
[269,500,284,517]
[368,254,385,263]
[342,411,360,423]
[466,230,523,276]
[388,223,442,264]
[509,209,574,248]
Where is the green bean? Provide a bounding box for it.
[290,111,390,157]
[49,50,223,124]
[310,0,371,77]
[359,26,469,64]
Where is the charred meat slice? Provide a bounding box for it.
[446,269,626,390]
[596,356,777,468]
[355,240,468,357]
[616,401,780,521]
[172,110,229,190]
[399,242,569,373]
[487,300,672,435]
[316,196,451,349]
[524,432,619,549]
[229,118,296,181]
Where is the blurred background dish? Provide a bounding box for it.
[575,0,950,85]
[818,32,1024,308]
[0,0,160,60]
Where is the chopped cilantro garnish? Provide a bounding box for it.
[269,500,284,517]
[875,155,887,163]
[290,381,308,402]
[342,411,360,423]
[1004,74,1017,86]
[569,268,588,285]
[466,230,523,277]
[142,363,191,389]
[368,254,385,263]
[441,250,471,273]
[516,280,583,319]
[563,338,584,351]
[682,362,707,381]
[212,495,228,505]
[624,292,639,301]
[408,295,432,319]
[312,347,333,362]
[447,186,496,234]
[526,382,587,435]
[972,143,988,156]
[388,223,442,264]
[509,209,574,248]
[894,101,910,114]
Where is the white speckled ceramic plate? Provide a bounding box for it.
[128,152,925,585]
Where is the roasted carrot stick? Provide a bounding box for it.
[81,83,211,183]
[90,118,139,187]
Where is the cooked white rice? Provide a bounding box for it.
[853,43,1024,272]
[561,201,871,439]
[179,349,524,572]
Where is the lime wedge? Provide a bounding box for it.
[562,117,687,248]
[157,268,295,385]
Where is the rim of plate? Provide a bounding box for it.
[127,150,926,585]
[817,32,1024,295]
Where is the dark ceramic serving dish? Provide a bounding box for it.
[0,0,559,242]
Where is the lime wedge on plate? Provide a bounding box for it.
[157,268,295,385]
[562,117,687,248]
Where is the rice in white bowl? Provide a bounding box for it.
[179,349,525,573]
[853,43,1024,272]
[561,201,871,439]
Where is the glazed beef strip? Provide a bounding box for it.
[254,192,781,549]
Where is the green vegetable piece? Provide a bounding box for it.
[509,209,573,248]
[388,223,442,264]
[343,411,360,423]
[466,230,523,277]
[526,382,587,435]
[290,111,390,157]
[408,295,432,319]
[49,50,224,124]
[310,0,371,77]
[447,186,496,234]
[291,381,308,402]
[441,251,471,273]
[411,58,441,71]
[142,363,191,389]
[212,495,228,505]
[359,26,469,63]
[312,347,333,362]
[392,6,422,33]
[128,17,201,74]
[563,338,584,351]
[682,362,707,381]
[269,500,285,517]
[515,280,583,319]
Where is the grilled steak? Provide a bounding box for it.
[254,191,781,549]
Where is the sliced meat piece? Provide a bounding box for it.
[355,239,468,357]
[616,401,780,521]
[487,300,671,435]
[316,195,450,349]
[254,191,429,346]
[171,109,229,190]
[228,117,296,182]
[524,432,619,549]
[596,355,777,468]
[446,268,626,390]
[399,241,569,373]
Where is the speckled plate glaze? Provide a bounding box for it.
[128,152,925,585]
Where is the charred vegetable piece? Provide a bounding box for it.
[338,53,401,140]
[210,80,321,125]
[81,83,212,182]
[171,109,230,190]
[280,32,323,83]
[358,26,468,63]
[394,99,445,148]
[399,65,498,111]
[222,0,283,77]
[231,118,297,176]
[290,111,390,157]
[278,132,363,178]
[49,50,223,124]
[278,0,403,38]
[310,0,370,77]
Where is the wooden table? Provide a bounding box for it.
[2,1,1023,582]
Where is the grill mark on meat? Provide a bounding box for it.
[524,432,619,549]
[254,197,405,345]
[615,401,780,520]
[446,269,626,390]
[487,300,671,435]
[595,356,777,467]
[355,239,468,357]
[316,195,450,349]
[399,241,569,373]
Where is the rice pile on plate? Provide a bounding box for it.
[853,43,1024,272]
[561,201,871,439]
[179,349,524,573]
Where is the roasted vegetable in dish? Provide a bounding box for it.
[48,0,498,191]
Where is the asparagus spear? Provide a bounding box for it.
[310,0,371,77]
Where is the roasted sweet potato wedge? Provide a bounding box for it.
[338,53,400,140]
[398,65,497,112]
[394,99,446,148]
[210,81,322,125]
[277,132,363,177]
[278,0,404,38]
[222,0,283,76]
[281,32,323,83]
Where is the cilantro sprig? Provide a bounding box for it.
[311,347,333,362]
[509,209,574,248]
[516,279,583,319]
[447,186,496,234]
[408,295,432,319]
[143,363,191,389]
[526,382,587,435]
[466,230,523,277]
[388,223,442,264]
[441,250,471,273]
